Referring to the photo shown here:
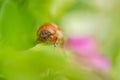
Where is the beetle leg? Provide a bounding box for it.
[54,38,59,47]
[36,37,44,44]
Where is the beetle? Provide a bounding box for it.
[36,23,63,46]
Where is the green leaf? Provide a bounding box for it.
[0,0,36,51]
[0,44,91,80]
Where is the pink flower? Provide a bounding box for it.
[64,35,110,71]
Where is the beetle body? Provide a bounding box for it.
[37,23,63,46]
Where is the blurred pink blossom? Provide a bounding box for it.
[64,35,110,71]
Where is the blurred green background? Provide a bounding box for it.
[0,0,120,80]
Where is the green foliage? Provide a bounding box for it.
[0,44,90,80]
[0,0,36,50]
[0,0,120,80]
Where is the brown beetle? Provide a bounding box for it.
[36,23,63,46]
